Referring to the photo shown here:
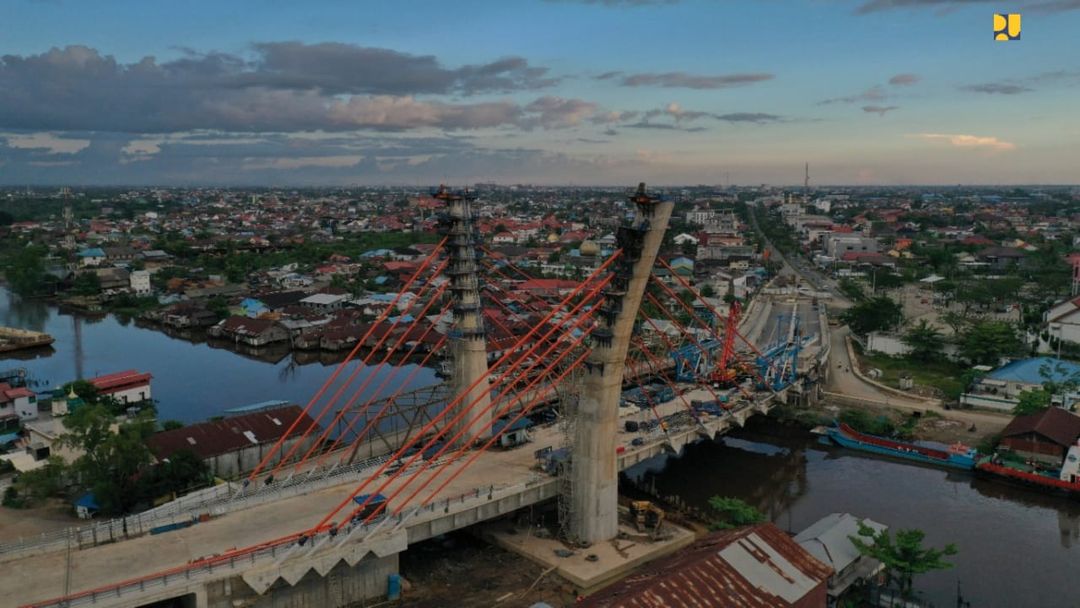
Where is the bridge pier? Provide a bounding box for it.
[570,184,673,545]
[437,186,492,447]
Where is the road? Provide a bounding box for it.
[0,384,763,608]
[826,324,1008,431]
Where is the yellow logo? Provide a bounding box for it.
[994,13,1021,40]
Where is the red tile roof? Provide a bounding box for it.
[0,383,35,402]
[88,370,152,393]
[582,523,832,608]
[146,405,319,461]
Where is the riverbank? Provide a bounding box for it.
[772,400,999,449]
[0,286,440,424]
[629,417,1080,607]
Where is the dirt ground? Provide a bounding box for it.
[0,498,80,544]
[398,531,578,608]
[817,399,999,447]
[914,415,988,445]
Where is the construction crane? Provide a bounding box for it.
[709,300,741,388]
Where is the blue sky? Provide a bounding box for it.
[1,0,1078,185]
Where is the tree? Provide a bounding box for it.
[958,321,1023,365]
[71,272,101,296]
[6,456,67,507]
[700,283,716,298]
[6,244,48,296]
[1013,389,1052,416]
[838,278,866,302]
[841,295,903,335]
[161,420,185,431]
[58,406,156,515]
[940,310,970,336]
[134,450,210,504]
[849,522,957,599]
[870,269,904,292]
[707,496,765,530]
[902,320,945,362]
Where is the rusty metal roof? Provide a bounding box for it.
[146,405,319,462]
[581,523,833,608]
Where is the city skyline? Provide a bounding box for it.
[1,0,1078,186]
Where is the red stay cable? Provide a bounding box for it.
[309,251,622,531]
[377,316,598,519]
[291,291,453,473]
[267,258,450,478]
[332,274,610,528]
[246,237,447,483]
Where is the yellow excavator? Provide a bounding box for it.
[629,501,665,536]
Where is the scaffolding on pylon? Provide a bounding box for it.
[555,370,583,544]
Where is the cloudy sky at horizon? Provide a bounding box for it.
[1,0,1078,186]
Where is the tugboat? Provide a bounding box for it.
[823,422,979,470]
[975,442,1080,497]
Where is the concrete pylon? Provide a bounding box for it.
[436,186,492,448]
[570,183,673,544]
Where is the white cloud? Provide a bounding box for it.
[2,132,90,154]
[912,133,1016,152]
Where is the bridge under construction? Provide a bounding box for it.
[2,183,827,608]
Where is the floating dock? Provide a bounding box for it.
[0,326,55,353]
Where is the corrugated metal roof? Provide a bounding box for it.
[581,523,832,608]
[793,513,886,576]
[146,405,319,462]
[223,400,292,415]
[1002,406,1080,447]
[88,370,152,392]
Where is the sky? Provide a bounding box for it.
[0,0,1078,186]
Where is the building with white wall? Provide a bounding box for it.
[88,370,153,405]
[130,270,152,296]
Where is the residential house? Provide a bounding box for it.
[92,267,131,294]
[238,297,269,317]
[581,523,832,608]
[961,357,1080,411]
[824,235,878,259]
[77,247,106,267]
[209,316,290,347]
[794,513,887,601]
[103,246,137,264]
[160,302,219,329]
[146,405,320,478]
[300,292,348,313]
[0,383,37,421]
[130,270,151,296]
[1044,296,1080,344]
[998,407,1080,465]
[977,246,1027,271]
[138,249,173,270]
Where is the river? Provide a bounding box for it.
[629,418,1080,608]
[6,288,1077,606]
[0,287,439,423]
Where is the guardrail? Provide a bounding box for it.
[19,479,534,608]
[0,450,398,560]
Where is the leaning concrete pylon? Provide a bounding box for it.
[435,185,492,448]
[570,183,674,544]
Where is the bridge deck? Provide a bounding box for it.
[4,385,754,608]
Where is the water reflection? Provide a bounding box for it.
[0,290,50,331]
[0,287,439,423]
